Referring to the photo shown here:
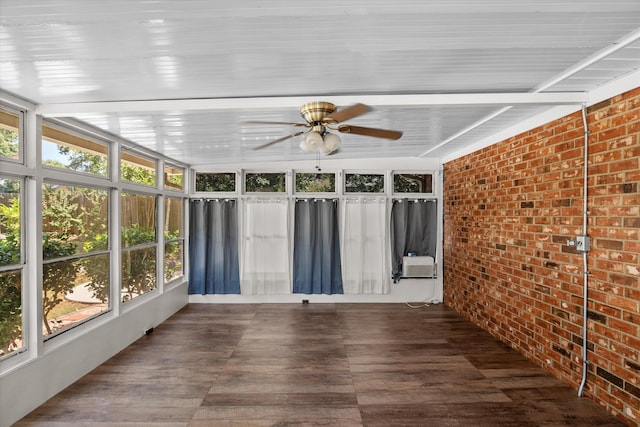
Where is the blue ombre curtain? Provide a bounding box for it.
[390,199,438,281]
[292,198,343,294]
[188,199,240,294]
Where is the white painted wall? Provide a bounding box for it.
[0,283,188,427]
[190,277,442,304]
[190,156,444,305]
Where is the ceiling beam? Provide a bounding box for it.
[36,92,587,117]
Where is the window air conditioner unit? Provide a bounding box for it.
[402,256,435,277]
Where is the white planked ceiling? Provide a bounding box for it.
[1,0,640,166]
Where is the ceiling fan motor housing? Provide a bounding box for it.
[300,101,336,123]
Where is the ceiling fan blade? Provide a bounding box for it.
[337,125,403,140]
[323,103,370,123]
[242,120,309,127]
[253,131,305,150]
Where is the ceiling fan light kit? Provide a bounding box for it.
[247,101,403,155]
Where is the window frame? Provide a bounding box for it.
[41,122,111,179]
[293,170,337,195]
[0,105,23,165]
[120,146,158,188]
[163,163,185,192]
[0,175,25,360]
[120,190,158,303]
[392,171,435,196]
[243,170,288,194]
[193,171,238,194]
[40,180,112,341]
[343,171,386,194]
[163,196,184,285]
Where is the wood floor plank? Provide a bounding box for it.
[15,303,626,427]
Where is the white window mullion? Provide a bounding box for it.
[156,193,165,294]
[26,112,43,355]
[111,139,122,315]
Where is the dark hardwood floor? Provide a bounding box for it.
[16,303,626,426]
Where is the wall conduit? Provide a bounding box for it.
[577,104,591,397]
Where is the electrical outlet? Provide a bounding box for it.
[576,236,590,252]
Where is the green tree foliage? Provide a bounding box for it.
[122,163,155,186]
[0,188,21,354]
[0,197,20,265]
[121,225,157,302]
[82,235,109,303]
[393,173,433,193]
[295,173,335,193]
[345,173,385,193]
[0,128,19,160]
[57,145,108,176]
[42,235,78,335]
[245,173,286,192]
[164,240,182,282]
[42,185,81,246]
[195,172,236,192]
[0,271,21,355]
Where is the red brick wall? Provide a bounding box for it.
[443,87,640,425]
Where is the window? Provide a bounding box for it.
[42,125,109,176]
[164,164,184,191]
[195,172,236,192]
[121,150,156,187]
[245,172,286,193]
[41,183,110,337]
[0,177,23,357]
[0,109,20,161]
[164,197,183,283]
[393,173,433,194]
[345,173,384,193]
[121,192,156,302]
[295,172,336,193]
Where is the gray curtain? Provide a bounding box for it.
[390,199,438,281]
[293,199,343,294]
[188,199,240,294]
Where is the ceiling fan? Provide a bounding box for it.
[244,101,403,155]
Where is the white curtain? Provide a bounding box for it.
[241,198,291,294]
[341,197,389,294]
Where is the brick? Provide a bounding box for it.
[624,382,640,399]
[443,87,640,426]
[597,367,625,389]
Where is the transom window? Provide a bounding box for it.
[245,172,286,193]
[345,173,385,193]
[42,124,109,177]
[295,172,336,193]
[0,109,20,162]
[195,172,236,192]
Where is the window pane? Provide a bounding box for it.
[0,178,20,266]
[42,184,109,259]
[0,270,22,356]
[394,173,433,193]
[164,241,183,283]
[122,247,156,302]
[164,164,184,191]
[195,172,236,192]
[0,109,20,161]
[42,125,108,176]
[164,197,183,284]
[164,197,183,239]
[345,173,384,193]
[121,150,156,186]
[245,172,286,193]
[295,173,336,193]
[43,254,110,337]
[121,193,156,247]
